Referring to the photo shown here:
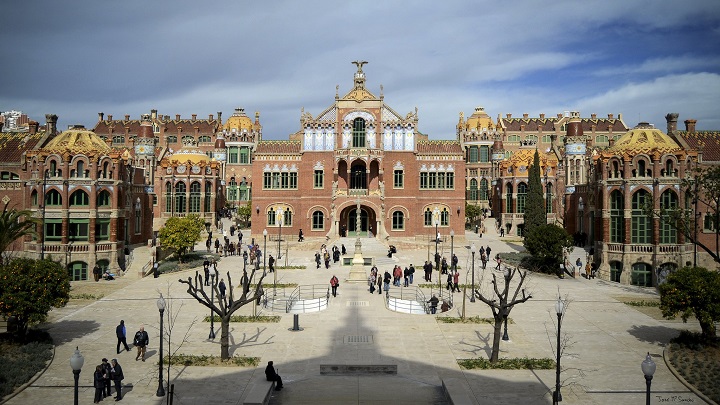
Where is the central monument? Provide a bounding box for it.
[347,197,368,282]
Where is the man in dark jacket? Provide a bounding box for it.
[116,320,130,354]
[268,254,275,273]
[102,358,112,398]
[110,359,124,400]
[265,361,283,390]
[133,326,149,362]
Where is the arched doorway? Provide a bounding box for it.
[341,205,377,237]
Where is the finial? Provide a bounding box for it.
[335,85,339,99]
[351,60,368,72]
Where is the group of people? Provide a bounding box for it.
[103,320,151,402]
[92,265,116,281]
[314,244,346,269]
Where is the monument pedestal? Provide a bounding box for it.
[346,238,368,283]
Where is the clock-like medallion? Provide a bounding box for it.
[206,166,212,174]
[177,164,187,174]
[191,165,201,174]
[166,166,173,174]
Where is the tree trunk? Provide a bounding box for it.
[700,319,717,339]
[490,317,503,363]
[220,316,230,360]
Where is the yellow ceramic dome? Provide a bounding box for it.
[223,108,254,133]
[171,138,209,165]
[608,123,680,155]
[464,107,494,131]
[43,125,111,155]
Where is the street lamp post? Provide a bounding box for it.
[156,294,166,397]
[470,243,476,302]
[450,229,455,273]
[276,208,284,260]
[553,297,565,404]
[641,352,656,405]
[209,273,215,339]
[502,267,511,341]
[70,346,84,405]
[40,171,48,260]
[433,209,440,292]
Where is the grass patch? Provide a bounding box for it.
[0,330,54,398]
[458,357,555,370]
[623,300,660,307]
[276,265,306,270]
[437,316,514,324]
[667,331,720,403]
[165,354,259,367]
[203,315,281,323]
[69,293,105,300]
[159,252,222,274]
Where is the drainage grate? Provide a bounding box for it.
[347,301,369,307]
[343,335,374,344]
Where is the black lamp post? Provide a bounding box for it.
[641,352,656,405]
[156,294,166,396]
[70,346,84,405]
[277,209,284,260]
[209,273,216,339]
[433,211,440,292]
[502,267,511,341]
[450,229,455,273]
[470,243,476,302]
[553,296,565,404]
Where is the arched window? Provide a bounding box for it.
[312,211,324,230]
[227,178,238,201]
[392,211,404,230]
[166,135,177,144]
[31,190,38,206]
[480,146,489,163]
[545,182,553,213]
[46,189,62,206]
[68,261,88,281]
[517,183,528,213]
[660,190,678,244]
[350,165,366,189]
[49,161,58,177]
[612,161,620,178]
[199,135,212,143]
[174,182,186,214]
[98,190,111,207]
[637,160,646,177]
[102,162,110,179]
[610,261,622,283]
[480,179,488,200]
[631,190,651,244]
[505,183,514,213]
[267,209,276,226]
[189,182,201,213]
[610,190,624,243]
[424,208,432,226]
[441,208,449,226]
[165,182,172,213]
[282,210,292,226]
[70,190,89,207]
[469,179,478,201]
[204,182,212,212]
[631,263,652,287]
[664,160,674,177]
[352,118,366,148]
[77,161,85,178]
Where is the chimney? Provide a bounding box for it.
[591,113,597,119]
[209,114,214,120]
[108,114,113,121]
[45,114,58,134]
[192,114,197,120]
[685,119,697,133]
[609,137,615,147]
[175,114,181,121]
[608,113,614,119]
[28,120,39,134]
[125,114,130,120]
[540,113,545,119]
[151,109,158,120]
[567,111,583,137]
[557,113,562,119]
[98,112,104,121]
[506,113,512,119]
[523,113,528,119]
[217,111,222,124]
[665,113,679,134]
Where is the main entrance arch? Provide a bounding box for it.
[340,205,377,237]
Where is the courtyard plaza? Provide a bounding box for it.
[3,218,704,405]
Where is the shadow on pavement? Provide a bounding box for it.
[627,324,680,345]
[42,320,101,344]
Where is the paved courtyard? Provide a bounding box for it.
[3,220,705,405]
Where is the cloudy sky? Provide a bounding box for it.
[1,1,719,139]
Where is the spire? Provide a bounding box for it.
[351,60,368,89]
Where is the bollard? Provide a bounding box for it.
[292,314,302,331]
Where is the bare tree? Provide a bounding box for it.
[473,266,532,362]
[179,264,267,360]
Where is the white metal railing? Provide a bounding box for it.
[386,287,429,314]
[264,284,330,314]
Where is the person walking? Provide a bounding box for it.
[427,295,439,314]
[369,275,376,294]
[93,365,105,403]
[133,326,149,362]
[409,264,415,284]
[330,275,339,297]
[377,275,383,295]
[219,278,227,299]
[495,254,502,271]
[268,254,275,273]
[110,359,124,401]
[576,257,583,276]
[116,320,130,353]
[298,229,304,242]
[214,238,220,253]
[265,361,284,391]
[315,252,321,269]
[446,272,453,291]
[403,267,410,287]
[486,246,491,260]
[453,271,461,292]
[383,271,391,292]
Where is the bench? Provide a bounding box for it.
[243,379,275,405]
[441,378,475,405]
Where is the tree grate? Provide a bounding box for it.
[344,335,373,344]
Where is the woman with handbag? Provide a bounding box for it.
[330,275,339,297]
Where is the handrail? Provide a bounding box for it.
[263,284,330,314]
[141,259,154,277]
